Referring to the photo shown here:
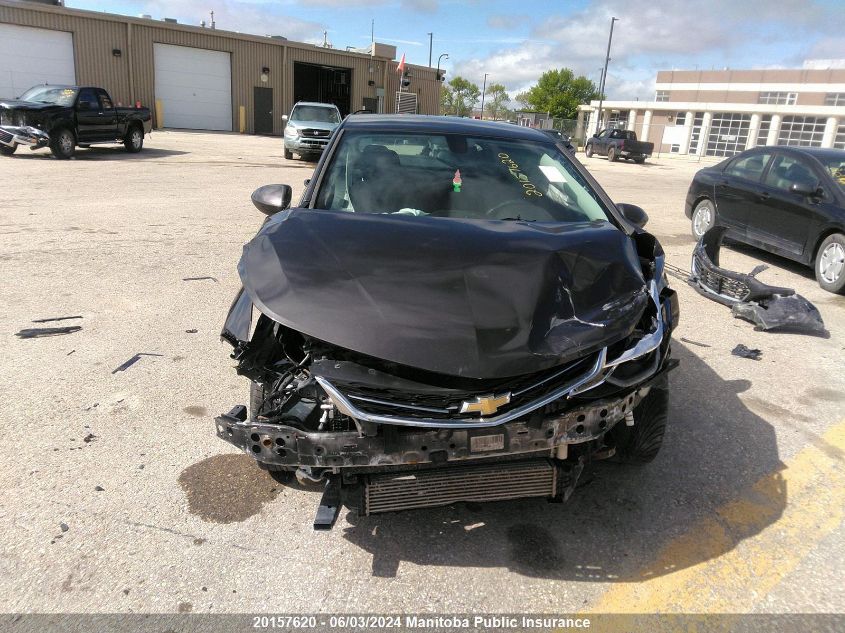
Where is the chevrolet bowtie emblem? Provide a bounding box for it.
[460,393,512,416]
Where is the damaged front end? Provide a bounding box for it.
[216,210,679,528]
[689,226,826,335]
[0,125,50,150]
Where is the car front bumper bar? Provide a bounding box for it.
[214,379,669,471]
[0,126,50,149]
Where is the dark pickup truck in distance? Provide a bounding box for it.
[0,85,152,159]
[586,128,654,164]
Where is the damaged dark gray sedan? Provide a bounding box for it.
[216,115,679,528]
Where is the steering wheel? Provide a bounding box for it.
[486,199,537,219]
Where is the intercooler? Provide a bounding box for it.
[364,459,558,514]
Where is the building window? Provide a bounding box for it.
[834,123,845,150]
[705,112,751,157]
[688,112,704,155]
[826,93,845,106]
[606,110,629,129]
[758,92,797,105]
[655,90,669,102]
[777,116,826,147]
[757,114,772,146]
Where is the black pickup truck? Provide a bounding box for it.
[585,128,654,164]
[0,85,152,159]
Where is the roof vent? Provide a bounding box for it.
[163,17,177,23]
[139,14,152,19]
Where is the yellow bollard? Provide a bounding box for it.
[239,106,246,133]
[154,99,164,129]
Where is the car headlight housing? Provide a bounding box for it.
[285,125,299,137]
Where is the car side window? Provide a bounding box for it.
[597,130,608,138]
[724,152,772,182]
[764,155,818,192]
[97,90,113,110]
[77,88,99,111]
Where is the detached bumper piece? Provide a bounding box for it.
[689,227,826,335]
[0,125,50,149]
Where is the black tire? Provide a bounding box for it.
[815,233,845,294]
[691,198,716,240]
[634,156,646,164]
[607,146,618,162]
[124,126,144,153]
[49,128,76,159]
[284,148,294,160]
[1,144,17,156]
[585,144,593,158]
[612,388,668,464]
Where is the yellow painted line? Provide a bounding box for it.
[590,419,845,614]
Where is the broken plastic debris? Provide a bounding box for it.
[16,326,82,338]
[112,353,164,374]
[731,344,762,361]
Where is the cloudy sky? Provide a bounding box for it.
[67,0,845,100]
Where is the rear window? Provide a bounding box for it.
[313,131,610,224]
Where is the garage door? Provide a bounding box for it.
[154,44,232,131]
[0,25,75,99]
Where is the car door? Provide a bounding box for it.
[96,89,119,139]
[75,88,102,141]
[593,129,609,153]
[746,153,825,260]
[713,150,774,236]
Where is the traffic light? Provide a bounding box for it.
[401,70,411,89]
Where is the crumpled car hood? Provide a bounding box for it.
[238,209,649,379]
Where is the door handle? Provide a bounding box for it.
[758,192,770,201]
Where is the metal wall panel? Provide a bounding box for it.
[0,0,441,135]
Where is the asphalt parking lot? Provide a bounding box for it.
[1,130,844,615]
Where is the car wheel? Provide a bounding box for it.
[634,156,646,164]
[0,144,15,156]
[815,233,845,294]
[585,144,593,158]
[611,388,668,464]
[124,127,144,153]
[691,198,716,239]
[50,128,75,159]
[607,147,618,162]
[284,148,293,160]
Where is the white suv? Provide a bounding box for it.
[282,101,342,160]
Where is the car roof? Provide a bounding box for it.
[293,101,340,109]
[744,145,845,160]
[340,114,553,142]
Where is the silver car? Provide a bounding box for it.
[282,101,341,160]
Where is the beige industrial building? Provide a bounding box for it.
[578,65,845,156]
[0,0,440,135]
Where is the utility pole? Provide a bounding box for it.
[595,16,618,135]
[480,73,488,119]
[427,33,433,67]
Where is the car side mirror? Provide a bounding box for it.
[617,203,649,228]
[789,182,818,197]
[251,184,292,216]
[281,114,288,122]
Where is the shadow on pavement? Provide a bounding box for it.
[340,342,785,580]
[11,147,188,160]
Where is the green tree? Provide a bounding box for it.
[440,76,480,117]
[517,68,599,119]
[484,83,510,120]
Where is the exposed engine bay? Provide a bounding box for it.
[217,210,678,529]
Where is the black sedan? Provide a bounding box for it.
[685,146,845,293]
[541,128,576,153]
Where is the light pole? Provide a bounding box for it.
[595,16,618,135]
[480,72,489,119]
[436,53,448,81]
[427,33,433,67]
